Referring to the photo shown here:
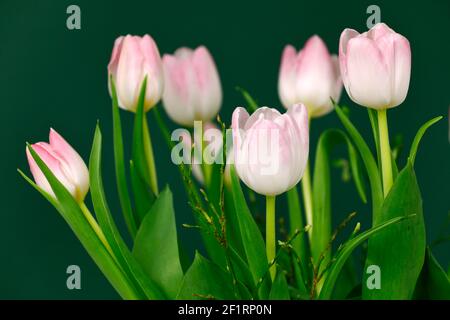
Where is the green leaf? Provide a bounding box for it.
[228,246,255,294]
[89,125,166,300]
[363,162,426,299]
[269,271,290,300]
[26,144,138,300]
[319,215,408,299]
[230,165,270,298]
[110,77,137,239]
[18,169,61,211]
[176,252,236,299]
[312,129,368,266]
[335,105,383,222]
[235,86,258,112]
[331,258,357,299]
[130,160,154,224]
[224,187,245,260]
[133,186,184,299]
[131,77,155,223]
[367,109,382,176]
[414,247,450,300]
[409,116,443,166]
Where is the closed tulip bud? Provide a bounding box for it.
[278,35,342,118]
[162,46,222,126]
[26,129,89,202]
[232,104,309,196]
[108,34,164,112]
[339,23,411,109]
[179,122,223,184]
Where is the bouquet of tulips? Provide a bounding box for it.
[19,23,449,300]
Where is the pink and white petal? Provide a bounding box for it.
[116,36,144,111]
[49,129,89,200]
[345,37,391,108]
[391,34,411,107]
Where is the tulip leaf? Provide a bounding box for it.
[110,77,137,239]
[130,160,154,224]
[131,77,155,224]
[89,125,166,299]
[225,187,246,260]
[335,105,383,221]
[235,86,258,112]
[176,252,236,299]
[25,144,139,300]
[414,247,450,300]
[228,246,255,293]
[363,162,426,299]
[18,169,61,211]
[408,116,443,166]
[230,165,270,298]
[269,271,290,300]
[311,129,368,267]
[319,215,409,299]
[132,186,184,299]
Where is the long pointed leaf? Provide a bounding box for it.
[409,116,443,165]
[89,125,165,300]
[319,215,408,299]
[133,186,184,299]
[110,77,137,238]
[335,105,383,221]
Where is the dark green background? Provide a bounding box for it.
[0,0,448,299]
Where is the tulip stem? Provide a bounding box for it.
[143,116,159,196]
[79,202,114,258]
[266,195,276,281]
[377,109,393,197]
[301,160,314,241]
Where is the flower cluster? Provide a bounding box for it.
[21,22,448,300]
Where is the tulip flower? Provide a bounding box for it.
[339,23,411,110]
[108,34,164,112]
[339,23,411,197]
[232,104,309,279]
[278,35,342,118]
[26,129,89,202]
[162,46,222,126]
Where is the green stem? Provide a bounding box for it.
[301,161,314,240]
[79,202,114,258]
[143,115,159,196]
[377,109,393,198]
[266,195,276,281]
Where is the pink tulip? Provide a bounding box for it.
[232,104,309,196]
[339,23,411,109]
[162,46,222,126]
[278,35,342,118]
[26,129,89,202]
[108,35,164,112]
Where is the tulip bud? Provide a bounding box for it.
[232,104,309,196]
[26,129,89,202]
[339,23,411,109]
[162,46,222,126]
[108,35,164,112]
[179,122,223,184]
[278,35,342,118]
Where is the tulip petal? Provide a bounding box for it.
[278,45,298,109]
[192,46,222,123]
[116,36,145,111]
[344,37,391,108]
[49,128,89,200]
